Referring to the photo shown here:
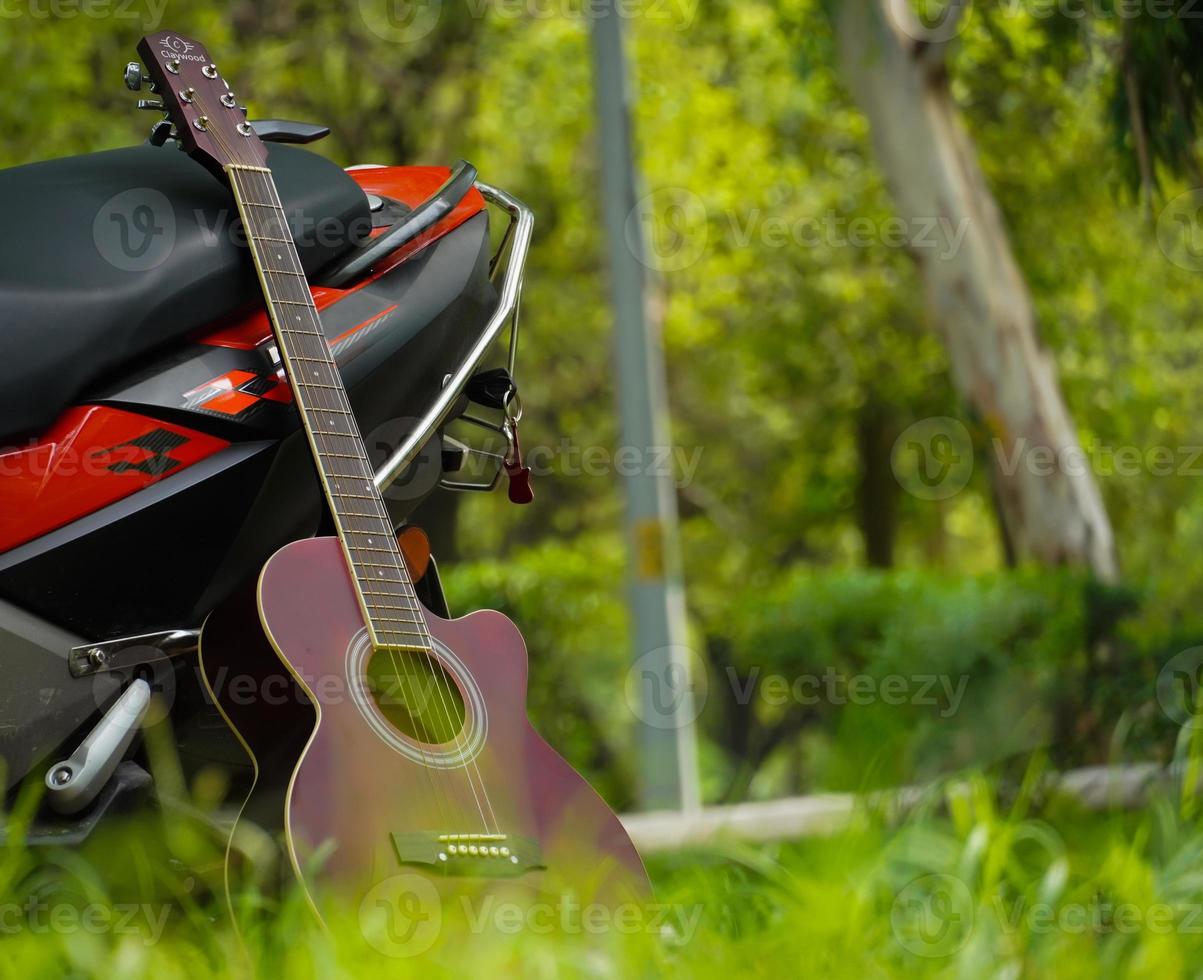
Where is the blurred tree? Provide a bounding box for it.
[833,0,1119,581]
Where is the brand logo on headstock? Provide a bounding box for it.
[159,36,205,62]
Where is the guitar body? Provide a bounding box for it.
[200,536,649,928]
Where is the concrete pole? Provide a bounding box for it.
[590,1,701,812]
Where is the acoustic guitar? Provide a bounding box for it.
[131,30,649,941]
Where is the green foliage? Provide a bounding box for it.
[443,546,1199,806]
[12,761,1203,977]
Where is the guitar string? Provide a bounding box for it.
[224,164,472,835]
[240,161,502,839]
[238,164,502,839]
[204,111,464,833]
[224,161,467,836]
[214,125,500,836]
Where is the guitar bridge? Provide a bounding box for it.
[390,833,544,878]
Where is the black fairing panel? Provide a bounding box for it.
[0,212,496,639]
[0,143,371,441]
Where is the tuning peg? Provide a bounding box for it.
[124,62,144,91]
[148,120,176,147]
[137,99,165,111]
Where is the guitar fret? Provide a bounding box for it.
[231,167,426,643]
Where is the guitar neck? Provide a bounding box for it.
[227,164,430,653]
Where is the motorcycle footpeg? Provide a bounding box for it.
[44,679,151,816]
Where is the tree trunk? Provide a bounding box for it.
[857,398,898,568]
[833,0,1119,582]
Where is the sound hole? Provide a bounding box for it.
[365,648,466,746]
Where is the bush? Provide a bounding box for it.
[443,547,1196,807]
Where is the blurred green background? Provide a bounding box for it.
[4,0,1203,812]
[11,1,1203,976]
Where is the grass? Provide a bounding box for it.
[6,748,1203,979]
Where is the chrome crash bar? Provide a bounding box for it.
[373,181,533,494]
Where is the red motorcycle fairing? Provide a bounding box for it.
[0,406,228,553]
[0,166,487,559]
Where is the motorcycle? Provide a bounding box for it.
[0,99,534,844]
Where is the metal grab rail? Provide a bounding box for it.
[321,160,480,289]
[373,182,534,494]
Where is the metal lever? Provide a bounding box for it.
[249,119,331,144]
[44,680,150,815]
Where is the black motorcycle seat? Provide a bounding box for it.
[0,143,372,441]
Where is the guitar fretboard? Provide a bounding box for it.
[227,164,431,654]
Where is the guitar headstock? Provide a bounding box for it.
[133,31,267,176]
